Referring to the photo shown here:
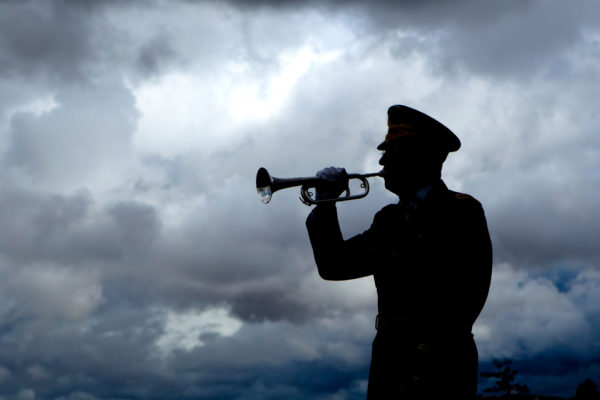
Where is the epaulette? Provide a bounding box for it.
[448,191,483,209]
[451,191,475,201]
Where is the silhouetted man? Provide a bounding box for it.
[306,105,492,399]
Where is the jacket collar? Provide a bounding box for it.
[399,179,448,205]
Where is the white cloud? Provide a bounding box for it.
[9,263,103,321]
[475,263,595,360]
[4,94,58,119]
[131,44,342,158]
[155,307,242,355]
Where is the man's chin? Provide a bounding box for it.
[383,179,401,195]
[384,175,419,197]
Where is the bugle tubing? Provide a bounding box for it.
[256,167,382,205]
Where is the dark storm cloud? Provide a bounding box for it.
[0,187,169,397]
[428,2,599,79]
[224,0,599,79]
[0,311,370,399]
[140,184,339,323]
[490,182,600,269]
[2,194,158,269]
[0,304,164,399]
[0,0,179,85]
[0,1,95,82]
[454,78,600,270]
[4,78,138,189]
[0,187,92,264]
[0,184,160,326]
[136,32,177,77]
[230,287,313,323]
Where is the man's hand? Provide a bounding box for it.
[315,166,348,201]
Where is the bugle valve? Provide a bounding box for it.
[256,167,382,205]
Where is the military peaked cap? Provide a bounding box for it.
[377,105,461,152]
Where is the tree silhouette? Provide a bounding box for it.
[574,378,600,400]
[480,358,530,397]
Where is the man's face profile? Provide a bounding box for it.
[379,144,443,196]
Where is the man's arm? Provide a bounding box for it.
[441,197,493,328]
[306,204,375,281]
[459,201,493,324]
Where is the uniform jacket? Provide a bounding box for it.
[306,180,492,337]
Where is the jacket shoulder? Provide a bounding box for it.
[441,190,485,216]
[445,188,481,204]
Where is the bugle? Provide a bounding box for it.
[256,167,382,205]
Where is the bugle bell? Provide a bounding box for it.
[256,167,382,205]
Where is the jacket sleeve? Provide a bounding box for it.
[444,198,493,327]
[305,204,376,281]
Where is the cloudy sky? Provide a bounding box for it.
[0,0,599,399]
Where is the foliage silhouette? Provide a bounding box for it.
[573,378,600,400]
[480,358,530,397]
